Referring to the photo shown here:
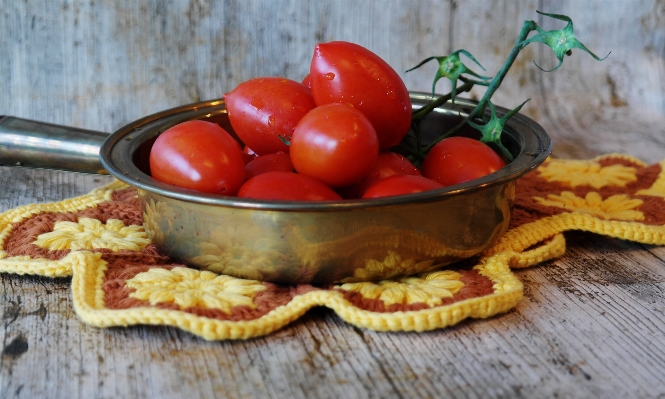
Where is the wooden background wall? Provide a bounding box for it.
[1,0,664,163]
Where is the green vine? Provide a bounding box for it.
[404,10,610,165]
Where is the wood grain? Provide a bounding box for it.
[1,0,664,398]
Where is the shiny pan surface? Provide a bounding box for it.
[99,93,551,284]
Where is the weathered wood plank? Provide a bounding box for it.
[2,0,663,162]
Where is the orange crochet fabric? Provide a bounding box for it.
[0,154,663,340]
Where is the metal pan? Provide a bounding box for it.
[0,93,551,284]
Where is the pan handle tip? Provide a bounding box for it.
[0,116,110,174]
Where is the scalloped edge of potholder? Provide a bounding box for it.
[69,246,545,340]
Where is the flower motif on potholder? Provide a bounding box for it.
[35,217,149,252]
[533,192,644,221]
[335,267,502,313]
[348,251,436,282]
[126,267,266,312]
[537,158,638,188]
[339,270,465,307]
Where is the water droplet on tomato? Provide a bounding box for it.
[386,87,396,99]
[268,115,276,127]
[323,72,335,80]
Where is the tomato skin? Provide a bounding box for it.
[309,41,412,150]
[224,77,316,155]
[301,74,312,88]
[362,175,443,198]
[149,120,246,195]
[420,137,507,187]
[340,151,421,198]
[290,103,379,188]
[244,152,294,180]
[237,171,342,201]
[242,146,258,165]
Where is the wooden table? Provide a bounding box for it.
[1,110,664,398]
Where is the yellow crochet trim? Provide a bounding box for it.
[498,233,567,269]
[486,212,665,257]
[0,255,74,277]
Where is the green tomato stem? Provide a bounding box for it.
[412,81,475,123]
[465,20,537,123]
[418,20,538,154]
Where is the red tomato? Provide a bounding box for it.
[242,146,258,164]
[301,74,312,88]
[420,137,506,187]
[237,171,342,201]
[244,152,294,180]
[149,120,245,195]
[309,41,412,150]
[340,151,421,198]
[290,103,379,188]
[362,175,444,198]
[224,77,316,155]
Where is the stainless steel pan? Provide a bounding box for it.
[0,94,551,284]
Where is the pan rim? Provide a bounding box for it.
[99,93,551,211]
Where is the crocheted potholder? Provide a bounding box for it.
[1,154,664,340]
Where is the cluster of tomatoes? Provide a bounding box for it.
[148,41,506,201]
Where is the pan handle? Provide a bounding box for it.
[0,116,109,174]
